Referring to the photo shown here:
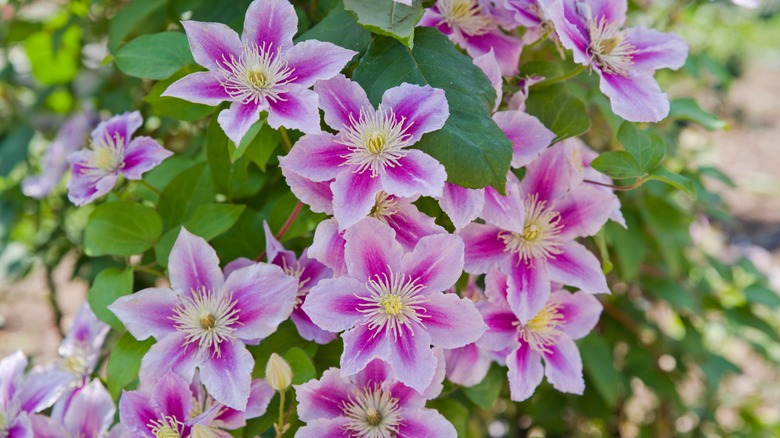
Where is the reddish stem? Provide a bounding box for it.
[255,201,304,262]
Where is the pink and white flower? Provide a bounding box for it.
[67,111,172,206]
[420,0,524,75]
[280,75,449,231]
[303,218,486,392]
[540,0,688,122]
[295,359,456,438]
[108,228,298,410]
[477,270,602,401]
[30,380,115,438]
[459,143,613,323]
[162,0,357,145]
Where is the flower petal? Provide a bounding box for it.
[267,87,321,134]
[547,241,610,294]
[472,50,503,112]
[61,380,115,438]
[18,369,72,413]
[181,20,242,71]
[308,219,348,276]
[200,341,254,410]
[138,334,200,390]
[161,71,230,106]
[314,74,372,132]
[598,72,669,123]
[344,217,403,281]
[424,292,486,349]
[555,185,614,240]
[296,418,351,438]
[340,324,391,377]
[291,307,338,344]
[506,343,544,402]
[242,0,297,54]
[223,257,254,278]
[0,351,26,402]
[294,368,352,422]
[217,100,261,146]
[381,150,447,199]
[540,0,590,64]
[332,171,382,231]
[505,258,551,324]
[476,301,518,352]
[108,287,178,340]
[385,325,437,393]
[302,277,367,333]
[397,409,457,438]
[444,343,493,387]
[286,40,357,88]
[380,83,449,143]
[387,198,447,251]
[401,234,464,293]
[91,111,142,145]
[281,167,334,215]
[149,372,192,425]
[540,336,584,394]
[120,137,172,180]
[459,223,507,274]
[626,26,688,72]
[439,183,485,230]
[224,263,298,341]
[279,133,346,182]
[554,290,603,340]
[521,142,579,203]
[168,227,224,295]
[66,167,118,206]
[462,30,524,76]
[481,184,525,234]
[118,391,156,435]
[493,110,555,168]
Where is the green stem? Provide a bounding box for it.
[584,177,645,191]
[134,265,164,277]
[532,64,588,88]
[276,389,287,438]
[45,266,65,338]
[280,127,293,152]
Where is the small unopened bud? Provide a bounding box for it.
[266,353,293,391]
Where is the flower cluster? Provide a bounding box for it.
[13,0,696,434]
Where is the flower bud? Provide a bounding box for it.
[266,353,293,391]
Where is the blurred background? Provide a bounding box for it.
[1,0,779,436]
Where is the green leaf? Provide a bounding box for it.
[106,332,155,399]
[87,267,134,331]
[579,336,619,408]
[646,166,697,199]
[108,0,167,52]
[144,68,217,121]
[593,229,613,274]
[158,163,215,229]
[84,201,162,256]
[229,118,265,162]
[24,27,81,85]
[617,122,665,173]
[206,119,267,199]
[343,0,423,48]
[590,150,644,180]
[284,347,317,385]
[245,124,281,171]
[352,28,512,191]
[525,84,591,142]
[463,364,504,409]
[155,204,243,267]
[427,399,469,437]
[668,98,729,131]
[745,285,780,308]
[115,32,195,80]
[297,1,371,53]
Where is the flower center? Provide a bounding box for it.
[499,194,563,265]
[342,386,402,438]
[515,301,564,353]
[148,415,184,438]
[337,106,412,177]
[368,192,400,225]
[218,42,296,105]
[357,269,429,340]
[437,0,492,37]
[63,353,89,375]
[586,17,635,76]
[83,134,125,175]
[171,287,241,357]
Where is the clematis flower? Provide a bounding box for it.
[56,304,110,387]
[30,379,114,438]
[477,269,602,401]
[109,227,298,410]
[162,0,357,145]
[0,351,72,438]
[541,0,688,122]
[458,143,613,323]
[420,0,524,75]
[118,371,273,437]
[67,111,172,206]
[295,358,456,438]
[280,74,449,231]
[22,107,97,199]
[303,218,486,392]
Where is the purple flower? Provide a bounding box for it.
[30,380,115,438]
[118,371,273,437]
[280,74,449,231]
[458,143,614,323]
[498,0,556,44]
[56,304,110,386]
[541,0,688,122]
[295,359,457,438]
[303,218,486,392]
[162,0,357,145]
[22,108,97,199]
[108,227,298,410]
[67,110,172,206]
[477,270,602,401]
[420,0,524,75]
[0,351,72,438]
